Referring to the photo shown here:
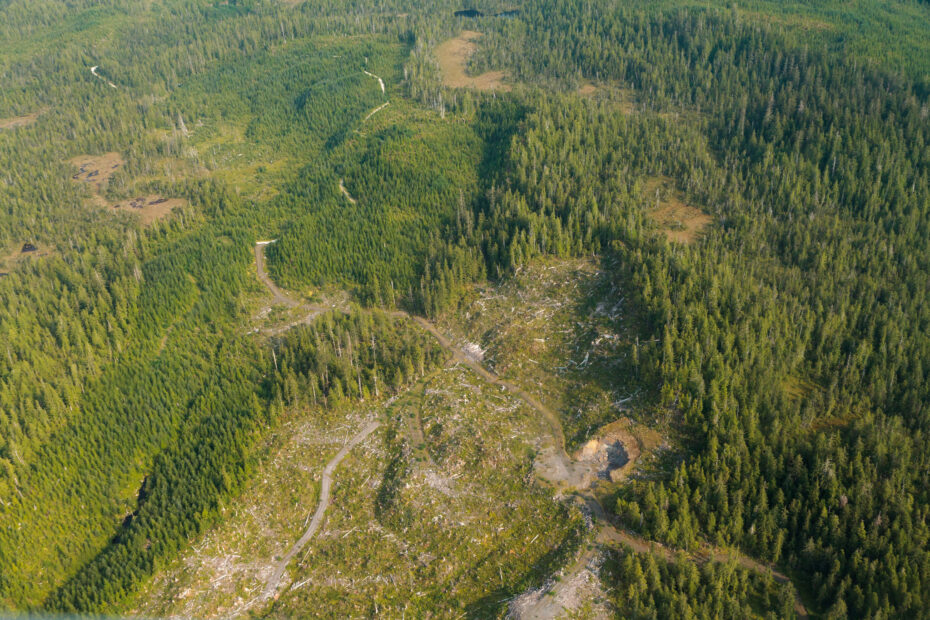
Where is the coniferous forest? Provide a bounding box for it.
[1,0,929,617]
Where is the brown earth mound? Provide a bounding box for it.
[435,31,510,91]
[572,420,642,484]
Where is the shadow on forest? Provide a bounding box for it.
[462,524,581,617]
[473,98,528,191]
[556,254,660,449]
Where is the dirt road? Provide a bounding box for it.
[261,420,380,601]
[90,65,117,89]
[364,101,390,122]
[251,248,808,618]
[338,179,358,204]
[255,243,298,308]
[363,70,385,93]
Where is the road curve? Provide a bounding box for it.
[363,70,386,93]
[339,179,358,204]
[255,243,299,308]
[90,65,117,89]
[262,420,380,600]
[251,248,808,618]
[398,320,810,617]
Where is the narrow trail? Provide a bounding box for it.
[364,101,390,122]
[261,420,380,601]
[251,244,808,618]
[90,65,117,89]
[338,179,357,204]
[363,69,386,94]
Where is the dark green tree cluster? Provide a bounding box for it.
[275,309,448,408]
[46,308,442,612]
[424,2,930,615]
[268,114,486,304]
[603,549,797,619]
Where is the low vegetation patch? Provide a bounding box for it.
[0,111,41,130]
[111,195,186,225]
[577,82,598,96]
[644,176,711,244]
[68,152,125,192]
[435,31,510,91]
[268,364,581,618]
[133,361,581,618]
[0,242,54,273]
[68,153,186,225]
[439,258,654,450]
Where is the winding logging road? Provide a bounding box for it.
[254,242,298,308]
[90,65,117,89]
[261,420,380,601]
[251,242,808,617]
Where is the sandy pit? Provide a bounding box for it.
[534,420,643,491]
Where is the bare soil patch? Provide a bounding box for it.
[644,176,711,244]
[338,179,357,204]
[535,417,658,492]
[68,153,185,225]
[1,243,54,273]
[112,195,186,225]
[576,82,640,114]
[0,111,41,130]
[577,82,598,96]
[69,152,125,192]
[435,31,510,91]
[510,545,611,620]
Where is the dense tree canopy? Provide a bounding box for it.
[1,0,929,615]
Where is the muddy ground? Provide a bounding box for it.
[111,195,185,225]
[69,152,125,192]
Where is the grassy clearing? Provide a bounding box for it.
[68,152,125,192]
[186,119,296,202]
[643,176,712,244]
[576,81,639,115]
[0,242,54,274]
[0,111,41,130]
[67,152,188,225]
[110,195,186,225]
[435,31,510,91]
